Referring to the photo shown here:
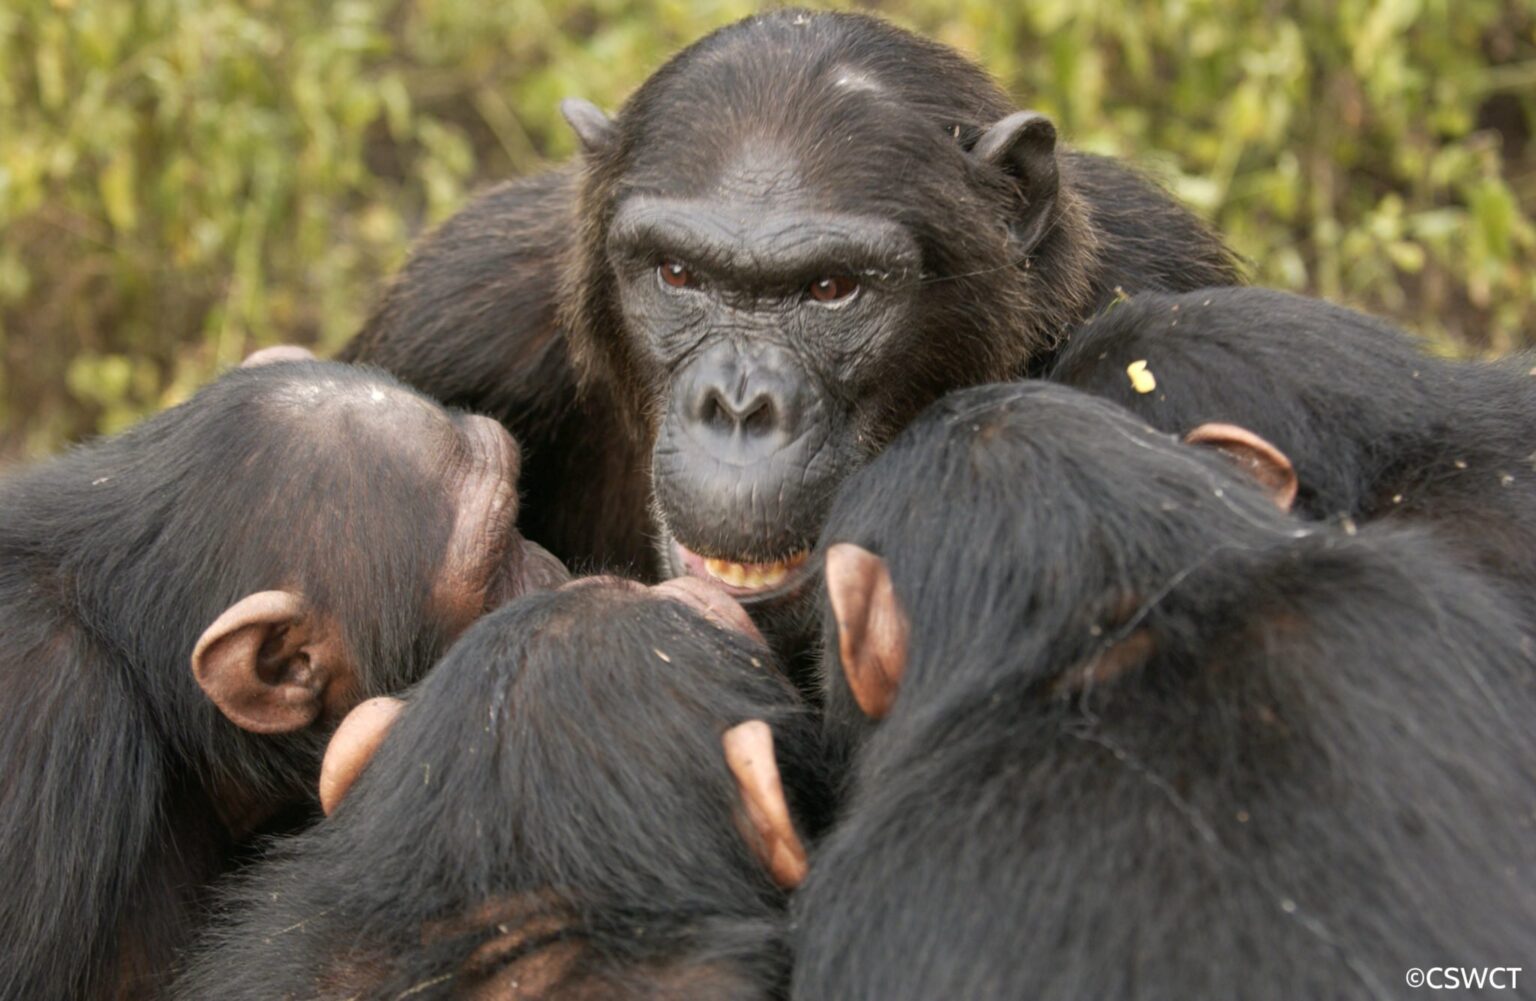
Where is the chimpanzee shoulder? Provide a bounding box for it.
[1060,155,1246,312]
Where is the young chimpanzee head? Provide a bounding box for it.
[813,380,1303,744]
[52,360,565,753]
[187,362,569,741]
[172,578,829,1001]
[0,360,564,1001]
[1046,286,1452,521]
[796,382,1536,999]
[559,9,1106,612]
[1046,286,1536,623]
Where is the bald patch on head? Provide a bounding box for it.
[263,378,442,421]
[828,65,884,95]
[258,378,457,470]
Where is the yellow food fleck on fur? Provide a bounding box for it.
[1126,359,1157,394]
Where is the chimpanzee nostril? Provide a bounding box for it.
[740,395,775,436]
[698,388,729,431]
[672,343,813,461]
[698,384,777,436]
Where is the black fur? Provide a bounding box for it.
[796,382,1536,999]
[0,363,490,1000]
[341,171,656,579]
[1049,286,1536,621]
[172,585,831,1000]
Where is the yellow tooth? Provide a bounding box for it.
[757,564,787,587]
[704,558,744,588]
[701,553,803,589]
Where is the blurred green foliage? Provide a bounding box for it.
[1,0,1532,458]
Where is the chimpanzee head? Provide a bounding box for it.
[21,360,566,784]
[813,381,1303,742]
[0,356,573,1001]
[561,10,1087,610]
[172,578,829,1001]
[185,363,568,737]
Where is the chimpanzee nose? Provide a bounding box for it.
[675,343,810,462]
[697,382,776,436]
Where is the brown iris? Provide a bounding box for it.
[659,259,693,288]
[808,275,859,302]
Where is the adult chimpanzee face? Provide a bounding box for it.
[564,11,1065,609]
[607,182,923,597]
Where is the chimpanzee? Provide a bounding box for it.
[170,577,830,1001]
[0,360,566,1001]
[341,9,1241,615]
[793,382,1536,999]
[1048,285,1536,621]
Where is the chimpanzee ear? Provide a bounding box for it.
[1185,422,1299,511]
[191,591,347,735]
[318,696,404,815]
[240,345,316,367]
[972,111,1060,256]
[824,543,909,720]
[723,720,808,890]
[560,98,616,155]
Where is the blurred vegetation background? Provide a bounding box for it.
[1,0,1532,459]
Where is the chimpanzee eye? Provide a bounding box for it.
[658,259,694,289]
[808,275,860,303]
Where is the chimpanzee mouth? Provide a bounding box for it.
[672,541,813,602]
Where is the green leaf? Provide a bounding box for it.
[99,151,139,233]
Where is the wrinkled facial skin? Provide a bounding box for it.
[412,405,572,638]
[607,161,925,607]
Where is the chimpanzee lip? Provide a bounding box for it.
[671,539,815,604]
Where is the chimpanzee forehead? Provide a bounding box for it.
[266,376,458,459]
[632,10,1008,126]
[711,139,806,203]
[619,119,949,244]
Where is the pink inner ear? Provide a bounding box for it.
[319,696,405,815]
[723,720,808,890]
[191,590,325,735]
[825,544,908,719]
[1184,422,1298,511]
